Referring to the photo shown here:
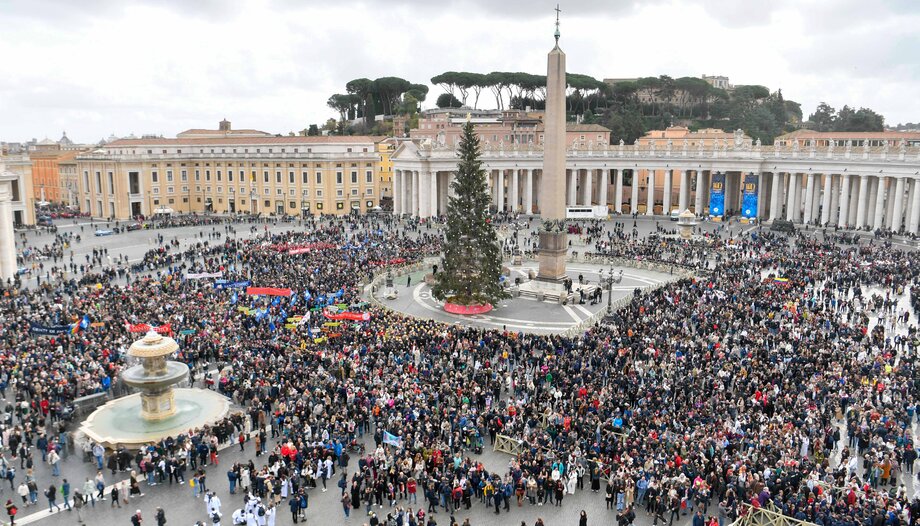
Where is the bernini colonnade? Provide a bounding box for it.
[390,138,920,234]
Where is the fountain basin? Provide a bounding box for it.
[80,388,231,449]
[121,361,189,391]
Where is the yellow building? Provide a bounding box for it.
[376,138,400,208]
[73,123,385,219]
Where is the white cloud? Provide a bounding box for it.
[1,0,918,142]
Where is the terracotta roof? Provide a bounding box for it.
[104,136,385,147]
[177,128,271,136]
[778,129,920,139]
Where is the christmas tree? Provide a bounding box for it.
[432,121,508,306]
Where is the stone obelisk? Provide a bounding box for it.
[536,8,568,284]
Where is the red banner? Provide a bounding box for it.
[246,287,292,297]
[323,311,371,322]
[125,322,172,335]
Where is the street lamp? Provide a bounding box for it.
[606,267,614,312]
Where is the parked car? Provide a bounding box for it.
[94,229,114,236]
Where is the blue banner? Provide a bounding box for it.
[29,322,73,335]
[741,173,759,220]
[709,172,725,218]
[214,280,251,290]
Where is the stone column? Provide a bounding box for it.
[631,170,640,214]
[694,170,705,215]
[662,169,672,214]
[411,170,419,217]
[0,185,15,282]
[838,174,852,228]
[873,176,887,230]
[646,169,656,215]
[908,179,920,234]
[598,169,608,209]
[820,174,832,225]
[429,171,438,217]
[770,172,782,221]
[581,169,592,206]
[866,177,879,228]
[785,173,797,221]
[803,173,816,224]
[393,170,402,215]
[828,176,840,224]
[511,169,519,213]
[755,172,764,219]
[439,172,449,213]
[793,174,805,221]
[524,169,533,215]
[678,170,688,212]
[614,170,624,213]
[497,169,505,212]
[855,175,869,229]
[567,169,577,207]
[847,175,859,227]
[419,169,431,218]
[891,177,906,232]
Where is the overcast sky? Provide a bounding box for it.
[1,0,918,142]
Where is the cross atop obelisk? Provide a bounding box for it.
[554,4,561,46]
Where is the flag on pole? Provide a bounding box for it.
[383,431,402,448]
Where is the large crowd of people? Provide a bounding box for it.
[1,213,919,526]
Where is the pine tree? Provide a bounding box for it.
[432,121,508,306]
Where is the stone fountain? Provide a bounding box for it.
[80,332,230,449]
[121,331,189,420]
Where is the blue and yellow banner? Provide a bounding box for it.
[709,172,725,218]
[741,173,759,220]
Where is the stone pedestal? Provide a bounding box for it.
[140,389,177,421]
[536,231,568,283]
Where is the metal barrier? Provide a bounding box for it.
[493,434,524,456]
[730,503,818,526]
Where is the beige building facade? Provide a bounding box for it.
[73,125,385,219]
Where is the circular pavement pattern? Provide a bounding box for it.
[375,262,675,334]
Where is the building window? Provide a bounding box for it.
[289,201,296,209]
[316,172,322,185]
[167,186,174,194]
[366,171,373,184]
[336,172,343,185]
[228,170,233,182]
[195,170,200,181]
[337,189,344,197]
[289,172,295,184]
[351,171,358,184]
[205,170,211,182]
[263,171,269,183]
[216,170,222,182]
[151,171,158,183]
[181,170,188,182]
[275,172,282,184]
[264,200,270,208]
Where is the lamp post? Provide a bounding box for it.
[606,267,614,312]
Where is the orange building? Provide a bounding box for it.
[29,139,79,204]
